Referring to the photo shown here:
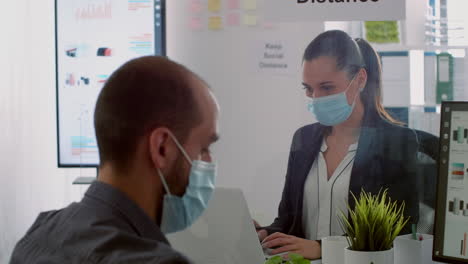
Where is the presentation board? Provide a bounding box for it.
[55,0,165,167]
[434,102,468,263]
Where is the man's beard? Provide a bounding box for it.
[165,153,190,197]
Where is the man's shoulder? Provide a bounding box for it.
[10,204,80,263]
[11,202,191,264]
[12,237,191,264]
[86,233,192,264]
[17,203,79,242]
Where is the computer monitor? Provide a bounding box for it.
[55,0,165,167]
[434,101,468,263]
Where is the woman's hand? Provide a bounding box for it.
[261,232,321,260]
[253,220,268,241]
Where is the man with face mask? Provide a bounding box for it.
[10,56,220,264]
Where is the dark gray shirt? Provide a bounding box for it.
[10,181,191,264]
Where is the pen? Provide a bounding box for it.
[412,224,417,240]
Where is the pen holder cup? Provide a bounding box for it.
[321,236,348,264]
[394,234,434,264]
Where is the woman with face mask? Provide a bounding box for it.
[257,30,437,259]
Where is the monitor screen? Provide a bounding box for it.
[434,101,468,263]
[55,0,165,167]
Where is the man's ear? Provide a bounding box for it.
[148,127,172,169]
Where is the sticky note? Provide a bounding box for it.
[242,14,257,26]
[208,16,223,30]
[189,17,203,31]
[227,12,240,26]
[228,0,240,9]
[242,0,257,10]
[208,0,221,12]
[189,0,203,13]
[263,22,274,29]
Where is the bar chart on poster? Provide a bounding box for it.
[443,110,468,259]
[56,0,165,167]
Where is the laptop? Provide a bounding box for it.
[167,187,322,264]
[167,187,266,264]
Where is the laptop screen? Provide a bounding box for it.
[434,102,468,263]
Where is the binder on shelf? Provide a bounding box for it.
[436,53,454,103]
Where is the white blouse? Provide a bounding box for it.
[302,139,358,240]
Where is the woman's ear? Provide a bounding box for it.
[358,68,368,91]
[148,128,172,169]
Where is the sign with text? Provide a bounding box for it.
[265,0,406,22]
[255,40,296,76]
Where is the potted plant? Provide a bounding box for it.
[338,189,409,264]
[264,253,309,264]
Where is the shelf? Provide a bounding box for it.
[72,176,96,185]
[374,44,468,52]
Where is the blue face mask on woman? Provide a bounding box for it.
[157,132,216,234]
[307,74,362,126]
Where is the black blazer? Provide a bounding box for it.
[265,114,438,238]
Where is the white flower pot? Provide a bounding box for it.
[344,247,394,264]
[394,234,434,264]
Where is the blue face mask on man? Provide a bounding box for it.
[307,74,362,126]
[157,132,216,234]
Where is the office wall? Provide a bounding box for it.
[0,0,321,261]
[1,0,433,262]
[0,1,93,262]
[166,1,323,224]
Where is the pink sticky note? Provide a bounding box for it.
[189,0,203,14]
[227,12,240,26]
[189,17,203,31]
[228,0,240,9]
[263,21,275,30]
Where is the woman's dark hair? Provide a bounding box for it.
[303,30,401,125]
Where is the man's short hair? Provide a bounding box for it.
[94,56,203,171]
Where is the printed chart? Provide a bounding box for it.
[56,0,164,166]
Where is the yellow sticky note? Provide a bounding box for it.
[243,0,257,10]
[208,16,223,30]
[243,14,257,26]
[208,0,221,12]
